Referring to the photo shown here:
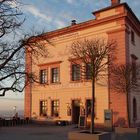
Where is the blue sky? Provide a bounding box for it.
[0,0,140,114]
[19,0,140,33]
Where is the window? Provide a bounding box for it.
[40,100,47,116]
[131,30,135,44]
[132,59,136,82]
[131,54,138,83]
[86,63,92,80]
[51,67,59,83]
[86,99,92,117]
[86,99,96,118]
[67,104,71,116]
[133,98,137,121]
[40,69,47,84]
[52,100,59,117]
[72,64,81,81]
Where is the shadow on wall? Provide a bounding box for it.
[114,117,126,127]
[113,111,127,127]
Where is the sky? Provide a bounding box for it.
[0,0,140,115]
[19,0,140,33]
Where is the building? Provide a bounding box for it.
[25,0,140,127]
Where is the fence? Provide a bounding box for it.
[0,117,31,127]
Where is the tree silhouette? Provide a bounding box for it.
[110,63,140,127]
[0,0,49,96]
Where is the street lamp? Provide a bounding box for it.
[13,106,17,116]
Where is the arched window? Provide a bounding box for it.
[133,98,137,120]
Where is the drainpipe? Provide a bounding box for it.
[30,51,32,119]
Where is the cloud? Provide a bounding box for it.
[23,5,52,23]
[66,0,74,4]
[22,4,68,31]
[54,20,67,29]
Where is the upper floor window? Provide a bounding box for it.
[131,30,135,44]
[72,64,81,81]
[52,100,59,117]
[51,67,59,83]
[131,54,138,83]
[40,100,47,116]
[40,69,47,84]
[86,63,92,80]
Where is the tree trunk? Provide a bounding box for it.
[91,78,95,134]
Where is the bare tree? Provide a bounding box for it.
[70,38,116,134]
[0,0,49,96]
[110,63,140,127]
[0,0,23,38]
[0,32,50,96]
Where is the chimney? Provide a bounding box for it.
[111,0,120,6]
[71,20,76,25]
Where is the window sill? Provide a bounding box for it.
[70,80,83,83]
[131,41,135,46]
[50,82,61,85]
[70,79,92,83]
[83,79,92,82]
[40,115,48,118]
[40,83,49,86]
[51,116,60,119]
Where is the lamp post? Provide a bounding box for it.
[13,106,17,116]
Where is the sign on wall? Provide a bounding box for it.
[104,109,113,129]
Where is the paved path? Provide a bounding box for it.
[0,125,139,140]
[112,133,139,140]
[0,125,75,140]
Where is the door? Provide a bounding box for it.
[72,100,80,124]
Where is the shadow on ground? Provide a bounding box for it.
[0,124,139,140]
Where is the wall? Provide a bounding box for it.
[25,3,140,127]
[128,25,140,125]
[30,19,121,124]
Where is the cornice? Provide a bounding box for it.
[42,14,126,39]
[38,61,62,67]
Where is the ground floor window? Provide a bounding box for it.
[52,100,59,117]
[86,99,92,117]
[40,100,47,116]
[86,99,96,118]
[133,98,137,121]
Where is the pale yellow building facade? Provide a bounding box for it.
[25,0,140,127]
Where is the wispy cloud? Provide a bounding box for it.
[54,20,67,28]
[66,0,74,4]
[23,5,52,22]
[22,3,69,30]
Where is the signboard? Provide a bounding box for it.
[104,109,112,129]
[104,110,112,120]
[78,116,85,128]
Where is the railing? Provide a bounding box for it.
[0,117,31,127]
